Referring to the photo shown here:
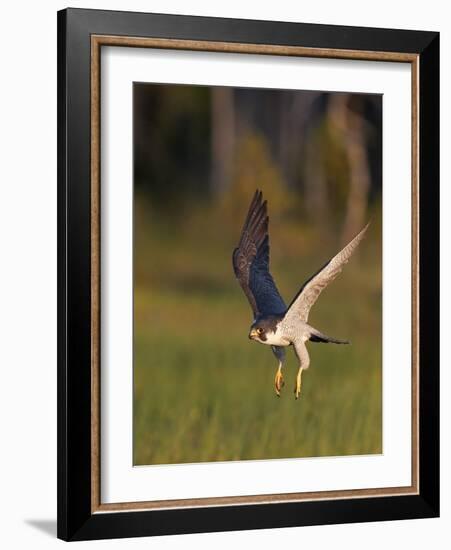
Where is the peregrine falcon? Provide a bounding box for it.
[232,190,369,399]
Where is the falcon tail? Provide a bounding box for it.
[309,328,349,345]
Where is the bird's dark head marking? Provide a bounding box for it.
[249,324,267,342]
[248,315,283,343]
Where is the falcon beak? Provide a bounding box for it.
[249,328,259,340]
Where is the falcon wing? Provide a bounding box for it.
[284,224,369,323]
[232,190,286,319]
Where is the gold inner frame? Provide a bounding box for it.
[90,35,419,514]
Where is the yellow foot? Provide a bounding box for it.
[294,367,303,400]
[274,368,284,396]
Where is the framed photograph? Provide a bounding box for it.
[57,8,439,541]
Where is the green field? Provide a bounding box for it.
[133,194,382,465]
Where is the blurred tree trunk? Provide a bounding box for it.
[341,111,371,243]
[279,92,317,189]
[210,87,235,195]
[329,95,371,244]
[304,132,329,227]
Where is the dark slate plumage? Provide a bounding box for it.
[232,190,286,319]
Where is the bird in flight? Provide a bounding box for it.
[232,190,369,399]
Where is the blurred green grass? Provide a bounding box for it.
[133,192,382,465]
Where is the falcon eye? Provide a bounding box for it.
[257,327,264,335]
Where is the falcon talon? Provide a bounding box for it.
[233,190,368,400]
[274,368,284,395]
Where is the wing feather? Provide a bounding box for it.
[232,190,286,318]
[284,224,369,323]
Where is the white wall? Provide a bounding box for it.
[0,1,448,548]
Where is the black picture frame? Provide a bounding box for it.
[57,7,439,541]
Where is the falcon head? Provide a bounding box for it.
[249,323,268,342]
[248,315,283,344]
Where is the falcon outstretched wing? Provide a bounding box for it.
[284,224,369,323]
[232,190,286,319]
